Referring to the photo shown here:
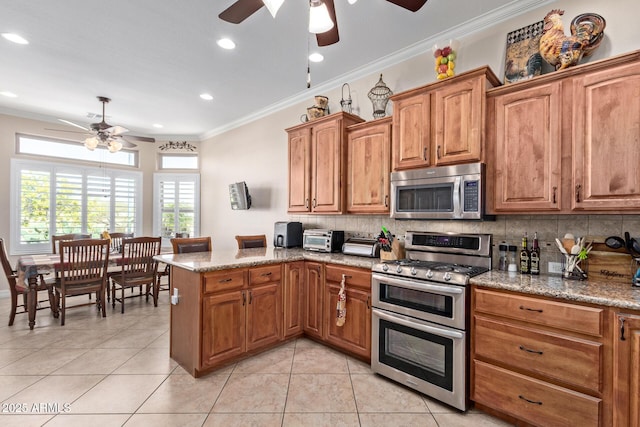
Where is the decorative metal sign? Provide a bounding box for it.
[158,141,197,151]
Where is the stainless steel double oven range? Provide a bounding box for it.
[371,231,492,411]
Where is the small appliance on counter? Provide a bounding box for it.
[342,238,380,258]
[273,221,303,248]
[302,229,344,253]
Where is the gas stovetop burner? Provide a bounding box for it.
[373,259,489,285]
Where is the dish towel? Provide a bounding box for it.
[336,274,347,327]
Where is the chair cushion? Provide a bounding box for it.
[177,242,210,253]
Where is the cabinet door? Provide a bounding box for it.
[346,120,391,214]
[392,93,431,170]
[246,282,282,351]
[324,282,371,360]
[491,82,562,212]
[303,262,324,339]
[311,118,342,213]
[283,262,304,338]
[288,127,312,213]
[572,62,640,210]
[433,75,484,166]
[202,290,245,367]
[613,312,640,427]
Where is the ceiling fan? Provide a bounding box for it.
[53,96,155,151]
[218,0,428,46]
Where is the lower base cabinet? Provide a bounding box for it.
[324,264,371,361]
[612,311,640,427]
[283,262,305,338]
[303,261,324,339]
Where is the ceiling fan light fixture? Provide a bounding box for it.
[348,0,358,4]
[309,52,324,62]
[309,1,334,34]
[263,0,284,18]
[84,136,99,151]
[108,140,123,153]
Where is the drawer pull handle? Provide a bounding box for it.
[219,278,233,283]
[518,395,542,405]
[249,291,252,304]
[519,345,543,355]
[261,272,272,277]
[242,291,246,306]
[519,305,543,313]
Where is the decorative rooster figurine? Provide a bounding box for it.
[539,9,606,70]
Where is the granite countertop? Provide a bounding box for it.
[471,270,640,311]
[154,247,377,273]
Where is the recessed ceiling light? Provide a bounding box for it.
[1,33,29,45]
[217,38,236,50]
[0,91,17,98]
[309,53,324,63]
[153,123,164,129]
[200,93,214,101]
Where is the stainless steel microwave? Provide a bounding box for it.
[390,163,486,220]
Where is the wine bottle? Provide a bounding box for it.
[520,232,530,274]
[530,232,540,275]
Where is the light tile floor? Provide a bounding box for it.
[0,292,513,427]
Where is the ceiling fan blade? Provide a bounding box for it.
[219,0,265,24]
[316,0,339,47]
[58,119,89,131]
[45,128,88,135]
[106,125,129,135]
[385,0,428,12]
[123,135,156,143]
[118,138,138,149]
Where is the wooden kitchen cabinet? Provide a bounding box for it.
[486,50,640,214]
[612,311,640,426]
[200,265,281,371]
[283,261,304,338]
[487,81,563,212]
[346,117,391,214]
[286,112,364,214]
[391,66,500,171]
[471,287,611,426]
[324,264,372,361]
[303,261,324,339]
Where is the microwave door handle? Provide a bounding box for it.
[374,309,464,340]
[453,176,462,216]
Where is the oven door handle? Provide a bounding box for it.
[374,309,464,340]
[372,274,463,295]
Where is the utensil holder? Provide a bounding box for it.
[380,240,405,260]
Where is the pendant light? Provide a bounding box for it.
[309,0,334,34]
[263,0,284,18]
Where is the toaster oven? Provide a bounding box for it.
[302,229,344,253]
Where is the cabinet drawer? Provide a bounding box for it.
[473,360,601,427]
[475,316,602,392]
[203,269,246,294]
[325,264,371,289]
[474,288,603,336]
[249,264,282,285]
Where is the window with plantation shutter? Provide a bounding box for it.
[153,173,200,247]
[10,158,142,255]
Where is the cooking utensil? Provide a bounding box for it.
[630,237,640,258]
[625,231,632,252]
[555,238,568,254]
[605,235,625,250]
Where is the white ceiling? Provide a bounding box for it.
[0,0,547,140]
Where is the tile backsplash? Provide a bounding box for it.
[289,214,640,275]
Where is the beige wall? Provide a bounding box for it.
[1,0,639,294]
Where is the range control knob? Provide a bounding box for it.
[443,272,452,282]
[382,264,389,272]
[396,265,403,274]
[410,267,417,276]
[426,269,434,279]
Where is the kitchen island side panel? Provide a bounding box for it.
[170,266,202,377]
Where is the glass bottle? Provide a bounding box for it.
[508,245,518,272]
[530,232,540,275]
[498,242,508,271]
[520,232,530,274]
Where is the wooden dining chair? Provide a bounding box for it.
[51,233,91,254]
[54,239,110,326]
[108,232,134,253]
[110,236,162,313]
[2,238,57,326]
[235,234,267,249]
[170,236,212,253]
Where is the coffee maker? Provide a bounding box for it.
[273,222,303,248]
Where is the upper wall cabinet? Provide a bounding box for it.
[486,50,640,214]
[346,117,392,214]
[286,112,364,214]
[390,66,500,171]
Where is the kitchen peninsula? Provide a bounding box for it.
[155,248,376,378]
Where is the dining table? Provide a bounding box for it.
[15,252,123,330]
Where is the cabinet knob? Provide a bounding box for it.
[552,186,557,204]
[575,184,581,203]
[384,195,389,207]
[620,316,626,341]
[423,147,427,161]
[242,291,246,306]
[305,198,309,209]
[312,198,317,208]
[437,145,441,159]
